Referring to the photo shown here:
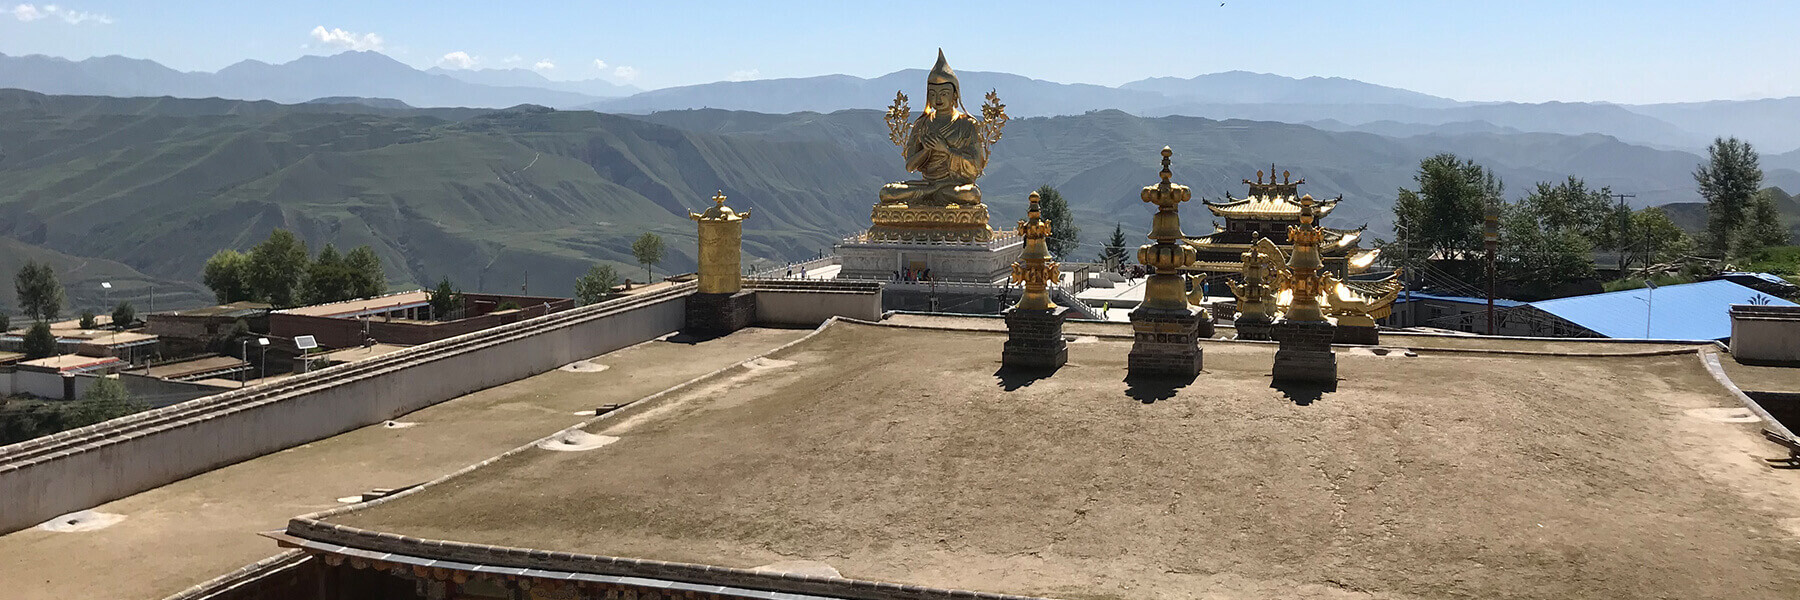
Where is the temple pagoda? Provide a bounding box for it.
[1185,167,1377,282]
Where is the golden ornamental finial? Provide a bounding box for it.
[1160,146,1173,184]
[1011,190,1057,310]
[713,190,727,205]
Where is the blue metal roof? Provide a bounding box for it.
[1392,291,1527,308]
[1528,280,1796,340]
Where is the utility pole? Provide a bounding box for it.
[1610,192,1636,272]
[1484,202,1500,336]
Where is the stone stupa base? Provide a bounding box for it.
[1235,315,1273,341]
[1271,320,1338,383]
[685,291,755,335]
[1128,307,1205,378]
[1002,307,1069,370]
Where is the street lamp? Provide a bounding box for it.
[1642,280,1658,339]
[257,337,270,381]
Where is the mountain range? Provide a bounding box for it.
[7,51,1800,153]
[4,89,1797,313]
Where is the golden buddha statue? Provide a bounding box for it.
[867,50,1008,243]
[882,50,988,206]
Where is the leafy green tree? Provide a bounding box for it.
[1694,136,1763,256]
[247,229,309,307]
[1741,190,1792,251]
[1631,207,1695,265]
[112,301,135,328]
[1098,223,1130,266]
[631,232,665,282]
[1393,154,1503,263]
[1499,201,1595,297]
[14,260,64,322]
[427,277,463,321]
[22,321,56,359]
[574,264,620,306]
[78,310,98,330]
[1524,177,1614,241]
[1035,185,1081,259]
[69,377,145,427]
[344,245,386,298]
[303,244,359,304]
[202,249,253,304]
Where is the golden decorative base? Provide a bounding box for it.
[867,202,995,243]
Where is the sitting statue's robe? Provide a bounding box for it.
[880,109,986,206]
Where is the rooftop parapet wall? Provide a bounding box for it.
[0,285,694,535]
[1731,304,1800,366]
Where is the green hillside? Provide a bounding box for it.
[0,90,1745,309]
[1660,187,1800,242]
[0,237,210,317]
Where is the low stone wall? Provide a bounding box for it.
[1731,305,1800,366]
[749,281,883,326]
[0,286,692,535]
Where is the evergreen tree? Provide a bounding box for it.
[632,233,665,282]
[22,321,56,359]
[1393,154,1503,263]
[78,310,98,330]
[14,260,65,322]
[112,301,135,328]
[302,244,358,304]
[1098,223,1130,266]
[1035,185,1081,258]
[247,229,309,307]
[202,249,253,304]
[427,277,463,321]
[574,264,620,306]
[1694,136,1762,256]
[1741,191,1792,251]
[0,312,9,333]
[344,246,386,298]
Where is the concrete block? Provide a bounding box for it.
[1128,308,1204,378]
[1003,307,1069,370]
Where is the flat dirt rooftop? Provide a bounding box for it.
[324,320,1800,600]
[0,327,810,600]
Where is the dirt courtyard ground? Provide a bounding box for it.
[332,320,1800,600]
[0,327,809,600]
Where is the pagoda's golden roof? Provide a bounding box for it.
[1203,193,1340,220]
[1187,226,1362,252]
[1204,168,1339,220]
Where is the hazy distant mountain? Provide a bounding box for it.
[1122,71,1462,108]
[584,69,1174,117]
[306,96,414,109]
[1628,98,1800,154]
[426,67,638,98]
[0,51,613,109]
[1307,119,1526,137]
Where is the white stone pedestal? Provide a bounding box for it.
[835,235,1023,284]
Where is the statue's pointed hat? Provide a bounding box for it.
[927,48,958,90]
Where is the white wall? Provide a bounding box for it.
[1732,308,1800,365]
[755,290,882,326]
[0,292,688,534]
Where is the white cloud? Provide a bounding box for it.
[439,51,476,69]
[728,69,760,82]
[12,4,111,24]
[533,59,555,71]
[309,26,384,51]
[592,59,607,70]
[613,66,638,81]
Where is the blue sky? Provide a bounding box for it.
[2,0,1796,103]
